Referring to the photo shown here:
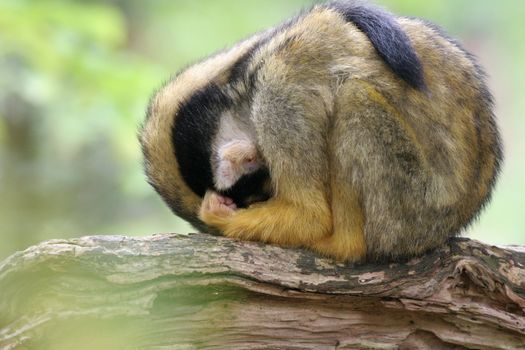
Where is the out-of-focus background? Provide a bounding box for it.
[0,0,523,260]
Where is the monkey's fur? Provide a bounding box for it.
[140,1,502,262]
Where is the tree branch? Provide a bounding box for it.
[0,233,524,349]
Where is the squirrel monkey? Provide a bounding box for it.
[140,1,502,261]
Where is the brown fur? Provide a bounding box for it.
[140,4,502,261]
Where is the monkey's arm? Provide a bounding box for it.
[200,72,366,261]
[200,189,332,246]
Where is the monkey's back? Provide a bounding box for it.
[246,7,502,259]
[367,18,502,258]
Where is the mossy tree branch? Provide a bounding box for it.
[0,233,524,349]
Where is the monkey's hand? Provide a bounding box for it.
[199,190,237,228]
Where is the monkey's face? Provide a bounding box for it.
[213,138,272,208]
[210,106,273,208]
[214,139,264,190]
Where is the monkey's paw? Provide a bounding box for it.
[200,190,237,220]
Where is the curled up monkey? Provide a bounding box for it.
[140,1,502,262]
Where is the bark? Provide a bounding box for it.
[0,233,524,349]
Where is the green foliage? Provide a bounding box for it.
[0,0,178,259]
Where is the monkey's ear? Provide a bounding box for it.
[327,1,426,90]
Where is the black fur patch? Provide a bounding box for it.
[172,83,233,197]
[228,43,263,84]
[218,167,272,208]
[327,1,426,89]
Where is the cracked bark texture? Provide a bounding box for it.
[0,233,524,349]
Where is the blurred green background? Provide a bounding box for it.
[0,0,523,260]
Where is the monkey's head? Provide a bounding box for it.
[139,44,273,230]
[211,138,272,208]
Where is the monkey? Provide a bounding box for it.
[140,0,502,262]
